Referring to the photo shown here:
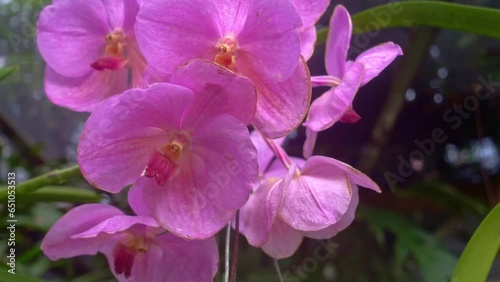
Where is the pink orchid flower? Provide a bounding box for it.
[41,204,218,282]
[303,5,403,157]
[37,0,147,111]
[78,62,258,239]
[239,173,360,259]
[135,0,311,138]
[239,135,379,259]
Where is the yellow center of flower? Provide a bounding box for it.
[105,29,126,57]
[214,35,238,71]
[144,133,190,186]
[91,29,129,71]
[162,141,183,160]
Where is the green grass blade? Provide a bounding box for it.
[317,2,500,44]
[0,268,47,282]
[0,66,17,81]
[452,203,500,282]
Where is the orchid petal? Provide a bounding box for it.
[128,183,153,217]
[156,234,219,281]
[248,58,311,138]
[355,42,403,86]
[305,62,364,131]
[236,0,302,80]
[101,0,141,33]
[135,0,220,74]
[239,178,282,247]
[44,66,127,112]
[37,0,109,77]
[190,115,258,211]
[78,84,195,193]
[132,177,233,240]
[279,159,352,231]
[171,59,257,125]
[307,156,381,192]
[72,215,159,239]
[289,0,330,28]
[41,204,123,260]
[140,65,171,87]
[299,26,317,61]
[325,5,352,77]
[261,219,303,259]
[303,185,359,239]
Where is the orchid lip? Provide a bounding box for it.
[144,134,190,185]
[91,29,128,72]
[113,233,150,278]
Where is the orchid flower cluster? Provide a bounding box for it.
[36,0,402,281]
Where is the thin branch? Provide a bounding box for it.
[1,165,82,199]
[19,165,82,193]
[14,186,101,203]
[0,110,45,166]
[474,106,497,206]
[262,135,292,170]
[223,222,231,282]
[229,210,240,282]
[273,259,284,282]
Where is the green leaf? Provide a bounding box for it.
[0,66,17,81]
[0,268,47,282]
[452,203,500,282]
[413,243,457,282]
[360,208,457,282]
[317,2,500,44]
[71,270,114,282]
[395,182,489,217]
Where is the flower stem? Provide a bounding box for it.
[223,222,231,282]
[0,165,83,201]
[18,165,82,194]
[263,136,292,170]
[229,210,240,282]
[17,186,102,203]
[274,259,284,282]
[311,75,342,87]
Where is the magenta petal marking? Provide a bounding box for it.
[113,242,136,278]
[91,56,129,71]
[144,150,178,186]
[340,107,361,123]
